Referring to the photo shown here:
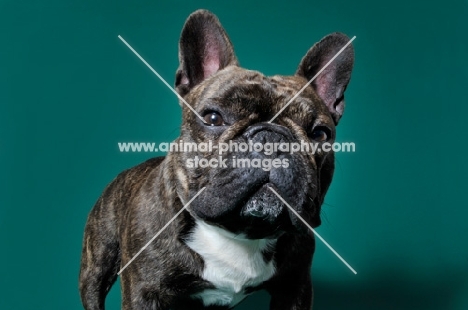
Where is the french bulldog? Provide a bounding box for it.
[79,9,354,310]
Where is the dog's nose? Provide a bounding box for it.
[243,122,293,141]
[242,123,294,148]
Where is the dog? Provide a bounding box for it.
[79,9,354,310]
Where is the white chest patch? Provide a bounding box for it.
[185,220,276,307]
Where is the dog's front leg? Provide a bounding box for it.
[267,271,313,310]
[121,276,164,310]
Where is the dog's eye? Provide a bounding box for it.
[203,112,224,126]
[311,127,330,142]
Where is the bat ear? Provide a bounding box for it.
[175,10,238,97]
[296,33,354,125]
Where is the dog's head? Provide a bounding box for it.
[172,10,354,239]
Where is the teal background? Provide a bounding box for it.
[1,0,467,309]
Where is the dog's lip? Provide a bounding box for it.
[242,181,278,203]
[242,182,275,215]
[241,182,285,218]
[257,182,280,198]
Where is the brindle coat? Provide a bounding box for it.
[79,9,354,310]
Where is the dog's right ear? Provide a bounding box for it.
[175,10,238,97]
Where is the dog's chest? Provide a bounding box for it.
[185,220,276,307]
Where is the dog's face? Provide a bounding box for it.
[172,10,354,239]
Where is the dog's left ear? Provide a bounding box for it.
[175,10,238,97]
[296,33,354,124]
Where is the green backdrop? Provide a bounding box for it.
[1,0,467,309]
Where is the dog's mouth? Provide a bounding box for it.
[238,182,293,238]
[205,181,303,239]
[241,182,286,222]
[242,183,281,218]
[187,123,319,238]
[187,150,319,237]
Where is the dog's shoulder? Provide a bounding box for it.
[123,156,166,179]
[94,156,166,211]
[111,156,165,187]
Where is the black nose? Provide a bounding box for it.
[242,123,294,155]
[243,122,294,141]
